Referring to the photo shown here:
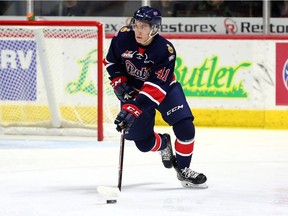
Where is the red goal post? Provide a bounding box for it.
[0,20,104,140]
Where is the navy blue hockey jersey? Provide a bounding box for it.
[104,26,177,110]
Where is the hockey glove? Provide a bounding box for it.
[114,103,142,132]
[110,76,135,102]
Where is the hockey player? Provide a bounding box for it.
[104,6,207,188]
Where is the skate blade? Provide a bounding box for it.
[180,181,208,189]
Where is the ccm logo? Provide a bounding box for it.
[167,105,184,116]
[126,105,141,117]
[111,78,122,88]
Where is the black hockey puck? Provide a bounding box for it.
[106,199,117,204]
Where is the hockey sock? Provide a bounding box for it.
[175,138,194,169]
[150,133,167,152]
[172,118,196,169]
[135,133,166,152]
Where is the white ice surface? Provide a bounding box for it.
[0,127,287,216]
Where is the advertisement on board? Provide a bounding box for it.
[276,43,288,106]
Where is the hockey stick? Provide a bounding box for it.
[97,129,125,197]
[117,129,125,191]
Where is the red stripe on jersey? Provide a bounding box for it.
[151,132,162,152]
[139,82,166,105]
[175,139,194,156]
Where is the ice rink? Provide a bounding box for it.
[0,127,287,216]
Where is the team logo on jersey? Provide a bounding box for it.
[136,52,154,64]
[121,50,134,58]
[167,44,174,54]
[120,27,130,32]
[125,60,150,81]
[136,53,143,60]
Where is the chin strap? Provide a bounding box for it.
[140,25,159,45]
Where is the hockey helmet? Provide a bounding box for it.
[132,6,162,28]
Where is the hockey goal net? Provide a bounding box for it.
[0,20,117,141]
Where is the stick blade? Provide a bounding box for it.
[97,186,120,197]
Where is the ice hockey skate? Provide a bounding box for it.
[173,158,208,189]
[160,134,173,168]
